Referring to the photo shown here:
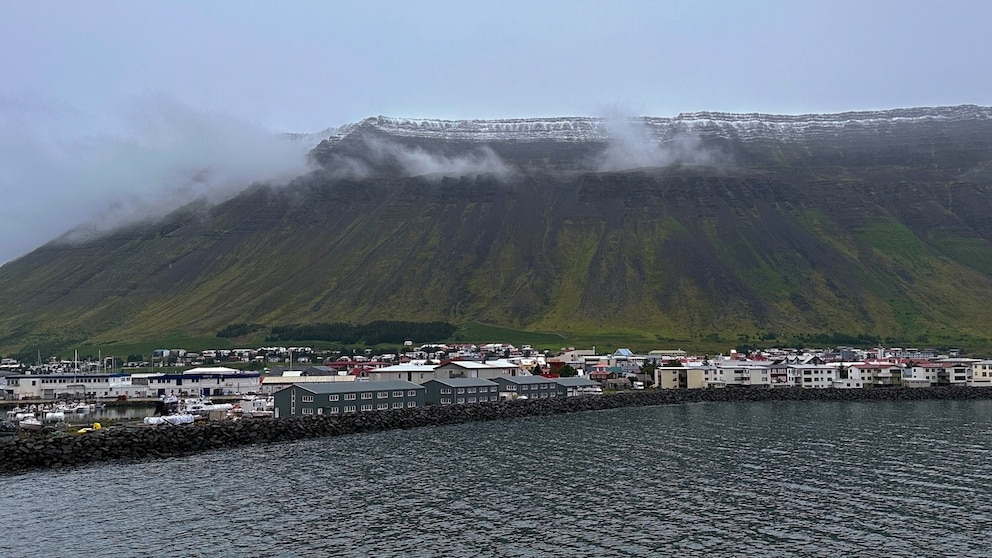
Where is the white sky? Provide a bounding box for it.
[1,0,990,263]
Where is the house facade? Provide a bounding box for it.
[653,366,707,389]
[494,375,557,400]
[433,360,521,381]
[970,360,992,387]
[272,380,425,418]
[5,368,260,400]
[551,376,603,396]
[423,378,500,405]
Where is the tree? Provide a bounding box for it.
[558,364,578,377]
[640,361,657,376]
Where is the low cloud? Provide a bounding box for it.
[371,138,510,178]
[593,109,722,171]
[0,94,315,264]
[322,136,512,180]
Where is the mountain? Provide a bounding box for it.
[3,105,992,355]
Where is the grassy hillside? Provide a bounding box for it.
[3,115,992,356]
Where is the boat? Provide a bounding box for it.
[180,398,233,416]
[18,416,44,430]
[4,406,29,421]
[143,414,196,426]
[237,395,274,418]
[43,411,66,422]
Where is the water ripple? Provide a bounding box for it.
[3,400,992,556]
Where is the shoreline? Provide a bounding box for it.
[3,386,991,475]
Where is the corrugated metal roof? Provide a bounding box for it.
[281,380,424,394]
[551,377,599,387]
[423,377,499,387]
[495,375,553,385]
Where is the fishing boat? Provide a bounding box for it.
[180,398,233,416]
[18,416,43,431]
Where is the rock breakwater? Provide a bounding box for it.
[3,386,991,474]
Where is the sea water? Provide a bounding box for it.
[2,400,991,557]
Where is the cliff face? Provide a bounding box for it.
[2,106,992,352]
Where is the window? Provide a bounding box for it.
[377,403,388,410]
[329,408,340,414]
[407,390,417,397]
[377,391,388,399]
[392,402,403,409]
[361,392,372,400]
[467,387,476,393]
[392,391,403,397]
[301,395,314,403]
[344,406,356,413]
[302,408,315,415]
[360,404,373,411]
[468,397,476,403]
[457,388,465,394]
[441,398,451,404]
[345,393,357,400]
[440,388,452,394]
[317,408,324,415]
[407,401,417,408]
[329,394,339,401]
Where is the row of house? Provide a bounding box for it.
[653,359,978,389]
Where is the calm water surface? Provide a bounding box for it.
[2,400,992,557]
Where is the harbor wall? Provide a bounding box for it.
[3,386,992,474]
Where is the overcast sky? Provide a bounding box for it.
[1,0,990,264]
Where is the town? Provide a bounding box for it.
[1,343,988,420]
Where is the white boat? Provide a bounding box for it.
[72,403,92,414]
[18,416,43,430]
[238,395,274,418]
[143,414,196,426]
[5,406,29,421]
[180,398,233,416]
[43,411,66,422]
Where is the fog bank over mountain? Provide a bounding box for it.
[0,95,314,264]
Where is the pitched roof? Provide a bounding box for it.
[551,377,600,387]
[423,377,499,388]
[278,380,424,394]
[494,375,553,385]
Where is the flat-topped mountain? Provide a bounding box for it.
[3,105,992,355]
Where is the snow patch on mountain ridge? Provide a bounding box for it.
[320,105,992,145]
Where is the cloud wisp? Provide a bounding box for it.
[593,110,724,172]
[366,139,511,179]
[0,95,315,264]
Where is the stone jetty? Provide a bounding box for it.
[3,386,992,474]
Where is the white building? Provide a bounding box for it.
[970,360,992,387]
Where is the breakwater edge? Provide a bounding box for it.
[4,386,991,475]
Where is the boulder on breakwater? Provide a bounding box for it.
[2,386,991,474]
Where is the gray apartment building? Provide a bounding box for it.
[494,375,557,400]
[273,380,425,418]
[422,378,500,406]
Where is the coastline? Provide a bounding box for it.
[3,386,991,475]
